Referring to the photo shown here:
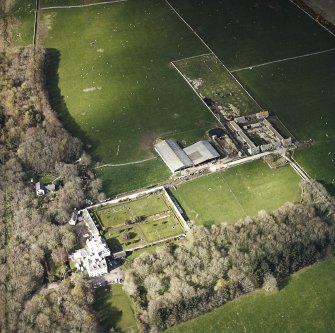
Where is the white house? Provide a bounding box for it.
[70,236,111,278]
[35,182,56,196]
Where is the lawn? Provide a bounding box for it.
[165,256,335,333]
[173,54,262,116]
[92,191,185,252]
[94,284,138,333]
[171,159,301,225]
[105,215,184,252]
[41,0,218,165]
[93,192,170,227]
[168,0,335,70]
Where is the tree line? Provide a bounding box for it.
[0,45,102,332]
[124,187,335,332]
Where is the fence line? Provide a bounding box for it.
[41,0,127,10]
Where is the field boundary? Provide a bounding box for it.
[231,47,335,73]
[171,53,212,63]
[166,0,264,112]
[171,61,220,123]
[165,0,214,54]
[289,0,335,37]
[40,0,127,10]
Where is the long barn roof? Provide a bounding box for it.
[155,139,194,173]
[183,140,220,165]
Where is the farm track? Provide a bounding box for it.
[231,47,335,73]
[94,157,157,169]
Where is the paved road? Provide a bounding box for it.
[91,266,124,288]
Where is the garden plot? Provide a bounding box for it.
[91,191,185,252]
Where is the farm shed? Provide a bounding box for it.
[183,141,220,165]
[155,139,194,173]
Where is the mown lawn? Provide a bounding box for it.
[173,54,262,116]
[165,256,335,333]
[172,159,301,225]
[94,284,138,333]
[169,0,335,69]
[41,0,217,164]
[94,192,169,228]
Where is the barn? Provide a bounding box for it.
[183,140,220,166]
[155,139,194,173]
[155,139,220,173]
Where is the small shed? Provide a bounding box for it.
[69,208,79,226]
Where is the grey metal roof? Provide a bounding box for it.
[155,139,194,172]
[183,141,220,166]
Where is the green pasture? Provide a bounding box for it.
[295,140,335,195]
[165,256,335,333]
[41,0,217,164]
[94,192,170,228]
[94,284,138,333]
[11,0,35,46]
[96,158,170,197]
[236,51,335,196]
[172,160,301,225]
[173,54,261,116]
[235,50,335,143]
[169,0,335,69]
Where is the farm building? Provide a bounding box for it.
[155,139,220,172]
[183,141,220,165]
[155,139,193,173]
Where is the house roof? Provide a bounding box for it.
[183,141,220,165]
[155,139,194,172]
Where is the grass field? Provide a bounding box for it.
[173,54,262,116]
[171,160,301,225]
[95,158,170,197]
[165,256,335,333]
[92,191,185,252]
[235,51,335,196]
[94,284,138,333]
[169,0,335,70]
[41,0,218,165]
[294,140,335,195]
[11,0,35,46]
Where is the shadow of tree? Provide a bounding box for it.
[44,48,93,149]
